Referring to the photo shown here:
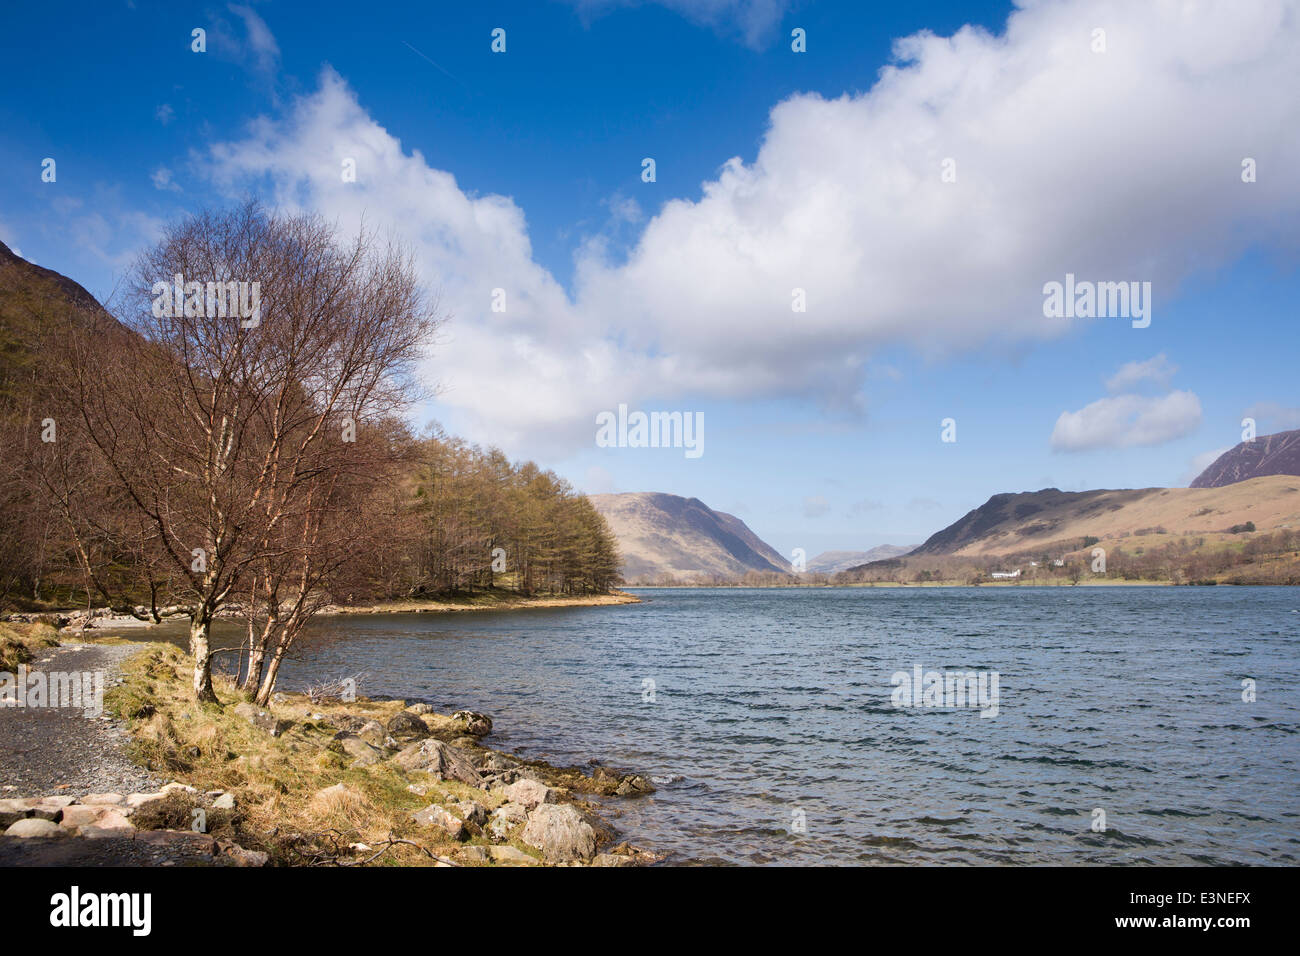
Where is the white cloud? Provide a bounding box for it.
[567,0,791,48]
[228,4,280,74]
[1051,390,1203,452]
[1106,353,1177,392]
[1244,401,1300,432]
[156,104,175,126]
[151,167,181,192]
[199,0,1300,455]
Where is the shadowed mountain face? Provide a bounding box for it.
[804,546,913,574]
[1190,430,1300,488]
[589,492,790,581]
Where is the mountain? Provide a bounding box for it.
[1190,429,1300,488]
[905,477,1300,558]
[804,546,913,574]
[588,492,791,582]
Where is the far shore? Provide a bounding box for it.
[3,590,642,634]
[319,590,643,616]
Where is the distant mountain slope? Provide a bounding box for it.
[805,546,913,574]
[1190,429,1300,488]
[589,492,791,581]
[905,477,1300,557]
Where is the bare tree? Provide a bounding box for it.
[60,201,436,702]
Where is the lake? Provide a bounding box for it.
[109,586,1300,865]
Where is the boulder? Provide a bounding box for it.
[455,800,488,826]
[212,792,236,810]
[520,804,597,862]
[502,778,556,810]
[405,703,434,715]
[487,802,528,840]
[487,845,538,865]
[4,818,67,838]
[386,711,430,742]
[335,716,388,747]
[82,792,125,806]
[233,702,292,737]
[392,739,482,785]
[331,732,386,767]
[592,853,637,867]
[451,710,493,736]
[412,804,467,841]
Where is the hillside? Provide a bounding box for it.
[1190,429,1300,488]
[805,546,913,574]
[908,477,1300,558]
[589,492,790,582]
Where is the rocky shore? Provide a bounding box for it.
[2,623,661,867]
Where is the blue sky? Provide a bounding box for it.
[2,0,1298,559]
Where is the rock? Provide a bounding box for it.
[217,841,269,867]
[487,802,528,840]
[503,779,556,810]
[412,804,468,841]
[335,716,388,747]
[68,806,134,834]
[0,799,30,828]
[125,792,168,811]
[451,710,493,736]
[82,792,125,806]
[592,852,637,867]
[233,702,293,737]
[455,800,488,826]
[457,844,489,863]
[386,711,430,742]
[331,732,386,767]
[161,783,197,795]
[521,804,597,862]
[212,792,236,810]
[405,703,434,715]
[615,774,655,796]
[392,739,482,785]
[487,845,538,865]
[4,818,67,838]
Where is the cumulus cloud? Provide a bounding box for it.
[1051,390,1203,452]
[1106,353,1177,392]
[199,0,1300,455]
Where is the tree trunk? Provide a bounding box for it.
[190,616,219,703]
[253,644,287,707]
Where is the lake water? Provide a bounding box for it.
[112,587,1300,865]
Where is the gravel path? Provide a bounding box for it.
[0,642,161,799]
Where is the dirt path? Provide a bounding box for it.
[0,641,160,799]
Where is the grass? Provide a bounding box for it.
[0,621,60,672]
[99,641,602,866]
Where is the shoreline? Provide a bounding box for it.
[2,589,642,634]
[1,620,659,867]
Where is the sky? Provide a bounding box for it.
[2,0,1298,560]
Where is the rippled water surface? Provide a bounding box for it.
[122,587,1300,864]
